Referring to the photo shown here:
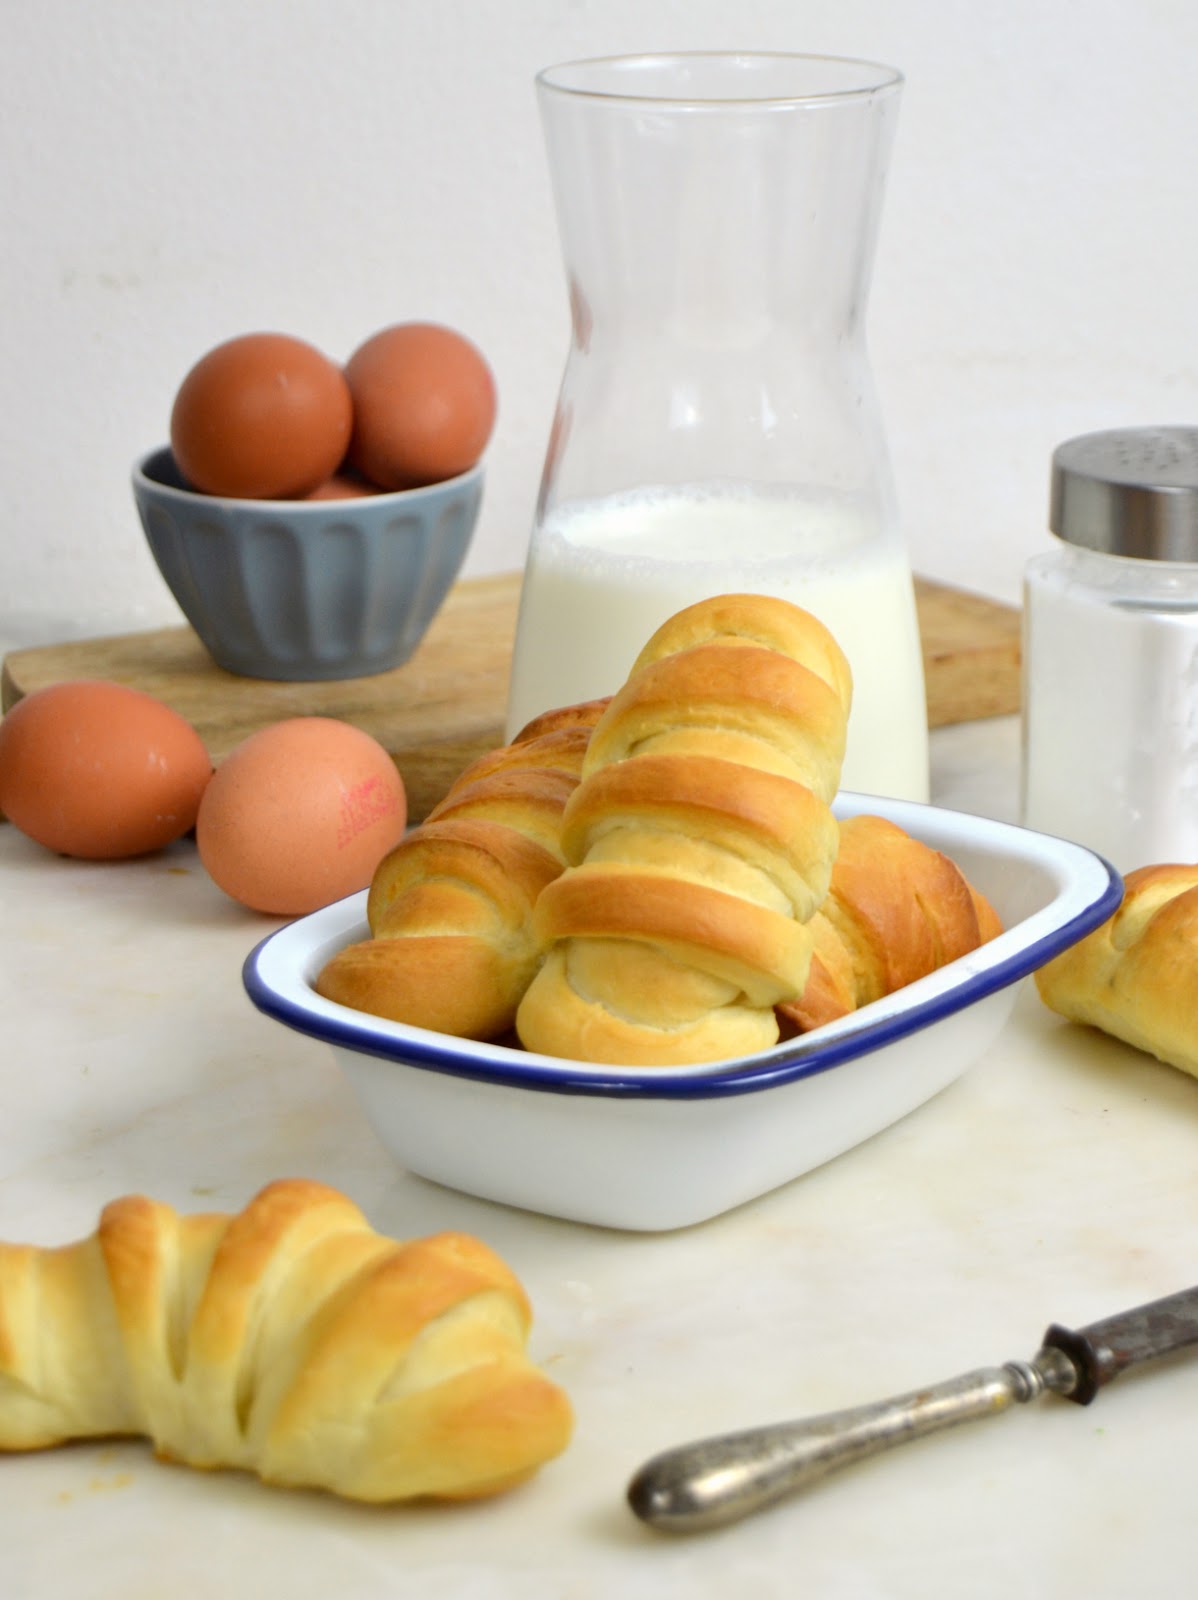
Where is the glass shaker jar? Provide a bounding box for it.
[1021,425,1198,870]
[506,53,929,802]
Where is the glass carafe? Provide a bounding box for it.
[507,52,928,801]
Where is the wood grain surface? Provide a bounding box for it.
[2,571,1020,822]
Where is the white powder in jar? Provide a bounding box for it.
[1021,546,1198,871]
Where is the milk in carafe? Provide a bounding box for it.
[506,483,929,802]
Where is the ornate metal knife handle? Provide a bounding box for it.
[627,1349,1077,1534]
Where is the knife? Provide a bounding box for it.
[627,1283,1198,1534]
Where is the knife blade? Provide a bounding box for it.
[627,1283,1198,1534]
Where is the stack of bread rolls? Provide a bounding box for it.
[316,592,1004,1065]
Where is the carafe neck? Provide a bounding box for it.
[538,70,901,349]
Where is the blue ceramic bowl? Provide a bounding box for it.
[132,447,483,681]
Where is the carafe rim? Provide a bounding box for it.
[536,51,903,108]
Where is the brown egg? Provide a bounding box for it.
[170,332,354,499]
[303,469,381,501]
[0,681,212,859]
[345,322,497,490]
[196,718,407,916]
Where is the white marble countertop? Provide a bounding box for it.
[3,705,1197,1600]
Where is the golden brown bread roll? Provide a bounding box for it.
[315,699,609,1038]
[515,594,853,1066]
[1035,863,1198,1077]
[777,813,1004,1035]
[0,1179,573,1502]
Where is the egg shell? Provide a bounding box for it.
[196,718,407,916]
[303,469,381,501]
[0,680,212,859]
[170,332,354,500]
[345,321,497,490]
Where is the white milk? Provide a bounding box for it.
[506,484,930,801]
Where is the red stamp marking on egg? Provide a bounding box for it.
[336,775,399,849]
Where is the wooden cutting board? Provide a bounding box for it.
[1,571,1020,823]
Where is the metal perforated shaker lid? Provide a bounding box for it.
[1050,425,1198,561]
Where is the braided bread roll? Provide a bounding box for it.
[1035,863,1198,1077]
[777,813,1003,1035]
[515,594,853,1066]
[315,698,608,1039]
[0,1180,573,1502]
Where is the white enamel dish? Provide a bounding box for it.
[244,794,1121,1232]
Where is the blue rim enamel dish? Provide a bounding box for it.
[245,793,1120,1099]
[243,792,1120,1229]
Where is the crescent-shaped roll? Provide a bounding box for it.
[0,1179,573,1502]
[1034,863,1198,1078]
[777,813,1004,1035]
[314,698,609,1039]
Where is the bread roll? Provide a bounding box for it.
[0,1179,573,1502]
[777,813,1003,1034]
[1035,863,1198,1077]
[315,699,608,1038]
[515,594,852,1065]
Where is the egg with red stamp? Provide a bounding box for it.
[0,680,212,859]
[196,718,407,916]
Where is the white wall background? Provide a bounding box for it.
[2,0,1196,645]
